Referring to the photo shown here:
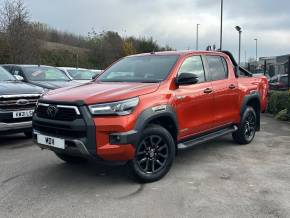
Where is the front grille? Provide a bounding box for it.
[0,94,40,111]
[36,104,79,121]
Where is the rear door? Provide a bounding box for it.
[204,55,239,128]
[175,55,214,139]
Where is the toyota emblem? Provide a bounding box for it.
[47,105,58,118]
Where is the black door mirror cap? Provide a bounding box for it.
[175,73,199,86]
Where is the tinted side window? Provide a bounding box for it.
[12,67,23,76]
[178,56,205,83]
[206,56,228,81]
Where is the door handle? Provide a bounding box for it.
[203,88,213,94]
[229,84,236,89]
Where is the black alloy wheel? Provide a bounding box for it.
[136,135,169,174]
[243,111,256,142]
[130,125,175,183]
[232,106,257,145]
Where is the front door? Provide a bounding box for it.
[174,55,214,140]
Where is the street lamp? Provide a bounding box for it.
[235,26,242,66]
[220,0,223,50]
[254,38,258,61]
[196,24,200,50]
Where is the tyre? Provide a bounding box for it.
[54,152,88,164]
[232,106,257,145]
[130,124,176,183]
[24,131,32,138]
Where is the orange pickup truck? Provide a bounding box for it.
[33,50,268,182]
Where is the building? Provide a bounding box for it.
[247,54,289,78]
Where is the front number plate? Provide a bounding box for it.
[13,110,34,118]
[37,134,65,149]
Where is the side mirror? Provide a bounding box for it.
[175,73,199,86]
[14,75,24,81]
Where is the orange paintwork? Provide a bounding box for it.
[42,51,268,161]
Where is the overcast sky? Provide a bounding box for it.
[22,0,290,61]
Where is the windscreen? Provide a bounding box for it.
[68,69,96,80]
[98,55,179,83]
[0,66,16,81]
[23,66,71,81]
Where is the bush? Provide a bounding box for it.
[288,92,290,117]
[275,109,290,121]
[267,91,290,115]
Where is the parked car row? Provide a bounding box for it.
[0,65,102,136]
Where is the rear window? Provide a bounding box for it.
[206,56,228,81]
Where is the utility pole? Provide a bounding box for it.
[254,38,258,74]
[235,26,242,66]
[254,38,258,61]
[245,50,247,66]
[220,0,223,50]
[196,24,200,50]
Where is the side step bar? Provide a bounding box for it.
[177,125,238,150]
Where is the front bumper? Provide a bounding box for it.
[33,102,137,162]
[0,109,34,134]
[0,121,32,132]
[33,130,91,157]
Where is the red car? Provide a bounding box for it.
[33,50,268,182]
[269,74,288,90]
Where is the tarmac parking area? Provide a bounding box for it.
[0,114,290,218]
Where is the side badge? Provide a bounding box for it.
[152,105,167,112]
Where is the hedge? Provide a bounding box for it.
[267,91,290,121]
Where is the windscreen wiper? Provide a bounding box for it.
[140,80,160,83]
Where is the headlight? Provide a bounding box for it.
[88,97,139,115]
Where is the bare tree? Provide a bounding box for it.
[0,0,40,63]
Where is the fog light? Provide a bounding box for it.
[109,134,122,144]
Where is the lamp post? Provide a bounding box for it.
[220,0,223,50]
[235,26,242,67]
[196,24,200,50]
[254,38,258,61]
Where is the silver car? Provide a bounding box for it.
[58,67,101,83]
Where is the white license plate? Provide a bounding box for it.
[13,110,34,118]
[37,134,65,149]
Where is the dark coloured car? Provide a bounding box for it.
[2,65,80,90]
[0,66,43,136]
[269,74,288,90]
